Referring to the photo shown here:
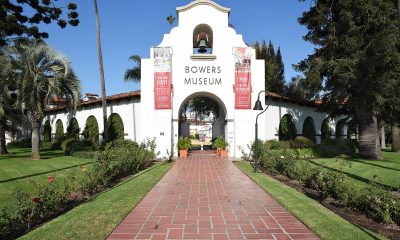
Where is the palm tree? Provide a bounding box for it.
[0,49,16,154]
[124,55,141,82]
[5,40,80,159]
[94,0,108,141]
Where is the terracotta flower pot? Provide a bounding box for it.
[220,149,228,158]
[179,149,188,159]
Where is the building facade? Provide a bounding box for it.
[39,0,346,158]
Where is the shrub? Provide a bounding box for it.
[213,136,228,150]
[82,116,99,144]
[302,117,316,143]
[40,141,53,150]
[290,136,315,149]
[71,151,99,160]
[279,114,297,141]
[7,138,31,148]
[55,119,64,141]
[315,138,356,157]
[265,140,290,149]
[0,139,157,239]
[43,120,51,142]
[66,118,80,140]
[61,139,97,155]
[177,137,191,150]
[107,113,124,141]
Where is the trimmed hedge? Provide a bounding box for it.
[302,117,316,143]
[43,120,51,142]
[55,120,64,141]
[66,118,80,140]
[279,114,297,141]
[107,114,124,141]
[83,116,99,144]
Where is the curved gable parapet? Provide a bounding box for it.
[177,0,230,14]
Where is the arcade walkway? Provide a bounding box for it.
[107,154,319,240]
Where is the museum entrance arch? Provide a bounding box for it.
[178,92,227,151]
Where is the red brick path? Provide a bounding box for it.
[107,154,319,240]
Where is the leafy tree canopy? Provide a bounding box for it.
[0,0,79,45]
[253,40,286,94]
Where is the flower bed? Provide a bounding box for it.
[0,139,158,239]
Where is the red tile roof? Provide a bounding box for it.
[46,91,141,113]
[266,91,321,107]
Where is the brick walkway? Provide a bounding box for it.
[107,154,319,240]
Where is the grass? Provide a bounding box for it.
[309,151,400,189]
[0,147,94,208]
[235,161,387,240]
[19,162,172,240]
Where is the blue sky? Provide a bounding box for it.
[40,0,314,96]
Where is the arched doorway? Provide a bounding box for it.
[178,92,227,150]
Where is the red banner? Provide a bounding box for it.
[234,48,252,109]
[154,47,172,109]
[154,72,171,109]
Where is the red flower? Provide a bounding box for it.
[48,176,54,184]
[32,197,41,203]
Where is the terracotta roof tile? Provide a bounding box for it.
[46,90,141,113]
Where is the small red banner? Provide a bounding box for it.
[234,47,252,109]
[154,47,172,110]
[154,72,171,109]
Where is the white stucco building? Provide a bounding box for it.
[28,0,348,158]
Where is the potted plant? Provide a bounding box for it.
[213,136,228,158]
[178,137,191,159]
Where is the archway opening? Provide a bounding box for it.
[178,92,227,151]
[336,119,347,139]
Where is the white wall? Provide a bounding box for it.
[43,98,141,143]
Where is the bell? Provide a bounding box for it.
[253,99,263,110]
[198,39,208,53]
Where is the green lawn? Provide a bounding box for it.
[235,161,387,240]
[19,162,172,240]
[309,151,400,189]
[0,148,94,208]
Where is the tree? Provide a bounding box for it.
[94,0,107,141]
[0,1,79,46]
[5,40,80,159]
[0,49,19,154]
[271,47,285,94]
[265,41,275,91]
[124,55,141,82]
[296,0,400,159]
[253,40,286,94]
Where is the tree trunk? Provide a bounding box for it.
[94,0,108,142]
[392,121,400,152]
[380,125,386,149]
[357,112,382,159]
[31,120,41,159]
[0,123,8,155]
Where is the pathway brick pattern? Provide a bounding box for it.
[107,154,319,240]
